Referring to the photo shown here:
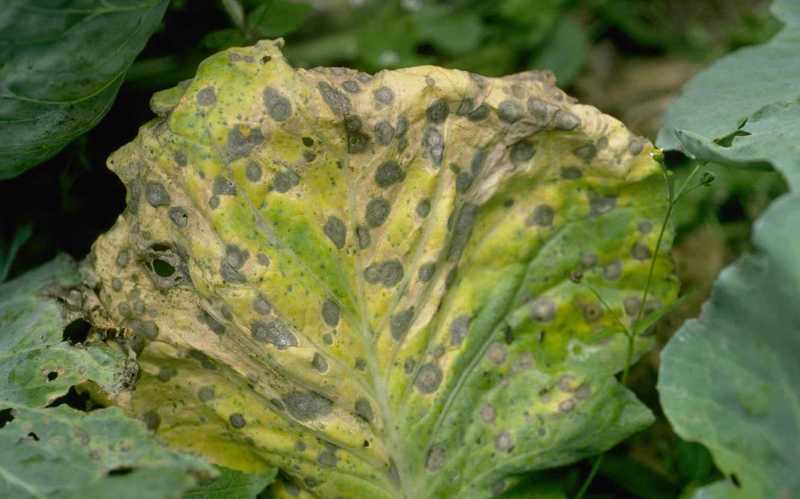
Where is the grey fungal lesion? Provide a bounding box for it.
[225,125,264,161]
[422,126,444,166]
[414,363,443,393]
[365,198,391,228]
[449,314,470,346]
[531,297,556,322]
[447,203,479,262]
[245,161,262,182]
[317,443,338,468]
[363,259,404,288]
[283,390,333,421]
[251,318,298,349]
[196,86,217,106]
[272,168,300,193]
[354,398,373,423]
[318,81,351,115]
[509,140,535,164]
[390,307,415,341]
[263,87,292,121]
[426,99,449,123]
[311,353,328,373]
[321,299,340,327]
[168,206,188,228]
[589,194,617,216]
[145,181,171,208]
[220,244,249,283]
[323,216,347,249]
[374,160,405,188]
[374,120,395,146]
[526,204,554,227]
[373,86,395,106]
[497,99,523,124]
[344,115,370,154]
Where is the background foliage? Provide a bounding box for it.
[0,0,788,498]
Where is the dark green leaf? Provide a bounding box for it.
[530,16,588,86]
[202,29,249,51]
[412,5,484,56]
[0,223,32,282]
[247,0,313,38]
[0,0,169,179]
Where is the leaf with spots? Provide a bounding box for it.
[0,406,213,499]
[0,258,215,497]
[0,256,131,407]
[0,0,169,178]
[87,40,678,498]
[659,194,800,499]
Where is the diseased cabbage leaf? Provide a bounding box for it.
[87,40,678,498]
[0,256,215,498]
[0,255,131,407]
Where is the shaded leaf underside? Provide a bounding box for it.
[89,40,677,498]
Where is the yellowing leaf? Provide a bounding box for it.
[88,40,677,498]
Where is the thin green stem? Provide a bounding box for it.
[574,454,604,499]
[575,160,705,498]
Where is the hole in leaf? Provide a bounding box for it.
[108,466,134,476]
[715,119,751,148]
[46,371,58,381]
[0,408,14,428]
[63,318,91,344]
[27,432,39,441]
[715,130,751,147]
[47,386,104,412]
[151,258,176,277]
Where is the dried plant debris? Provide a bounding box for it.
[88,39,678,498]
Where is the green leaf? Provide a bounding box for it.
[202,29,249,52]
[0,223,32,282]
[530,16,588,87]
[659,193,800,499]
[89,40,678,498]
[412,6,484,56]
[247,0,313,38]
[184,466,276,499]
[0,257,215,497]
[0,255,130,407]
[0,0,169,179]
[657,0,800,190]
[0,406,212,499]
